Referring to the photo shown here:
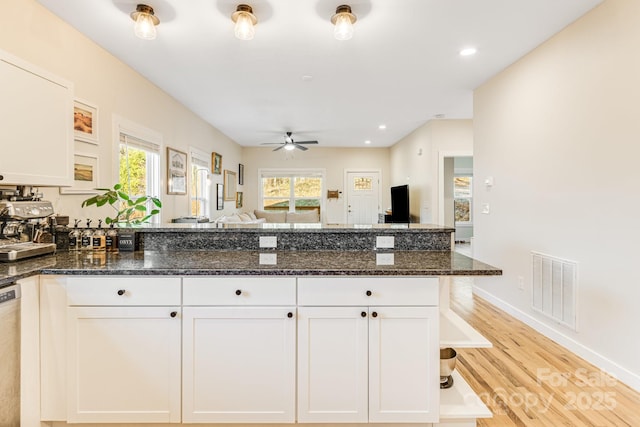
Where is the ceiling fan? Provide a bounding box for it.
[261,132,319,151]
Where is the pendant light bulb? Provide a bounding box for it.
[331,5,356,41]
[131,4,160,40]
[232,4,257,41]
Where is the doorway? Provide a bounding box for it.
[345,171,381,224]
[438,152,473,242]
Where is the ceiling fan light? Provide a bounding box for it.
[331,5,356,41]
[232,4,257,41]
[284,144,296,151]
[130,4,159,40]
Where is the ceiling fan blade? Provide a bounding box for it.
[273,145,285,151]
[260,142,283,145]
[294,140,318,144]
[294,144,309,151]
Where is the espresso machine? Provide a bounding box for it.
[0,187,57,262]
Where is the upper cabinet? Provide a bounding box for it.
[0,49,73,187]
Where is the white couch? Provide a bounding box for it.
[214,212,266,224]
[215,210,320,224]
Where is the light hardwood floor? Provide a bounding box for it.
[449,276,640,426]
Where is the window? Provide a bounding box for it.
[119,133,160,223]
[190,148,211,218]
[260,170,324,217]
[453,176,472,224]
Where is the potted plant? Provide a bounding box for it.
[81,183,162,251]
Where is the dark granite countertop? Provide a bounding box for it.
[0,249,500,286]
[112,223,455,233]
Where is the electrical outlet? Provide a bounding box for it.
[259,236,277,248]
[481,203,490,214]
[517,276,525,290]
[376,236,395,249]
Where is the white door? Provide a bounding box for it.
[346,171,380,224]
[368,306,440,423]
[182,306,296,423]
[297,307,369,423]
[66,306,181,423]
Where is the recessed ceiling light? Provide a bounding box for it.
[459,47,477,57]
[378,124,386,130]
[301,75,313,81]
[364,140,371,145]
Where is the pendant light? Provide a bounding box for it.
[130,4,160,40]
[331,5,356,41]
[231,4,258,41]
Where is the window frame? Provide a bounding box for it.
[113,116,163,223]
[189,147,211,219]
[258,168,325,220]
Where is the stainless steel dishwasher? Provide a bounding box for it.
[0,283,20,427]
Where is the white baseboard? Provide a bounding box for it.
[472,286,640,392]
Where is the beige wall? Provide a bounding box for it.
[474,0,640,389]
[241,147,391,223]
[0,0,242,222]
[390,120,473,223]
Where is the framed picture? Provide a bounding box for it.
[73,99,98,144]
[216,183,224,210]
[236,191,243,208]
[167,147,187,195]
[238,163,244,185]
[224,169,237,201]
[59,152,99,194]
[212,152,222,175]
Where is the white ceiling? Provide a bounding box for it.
[37,0,602,148]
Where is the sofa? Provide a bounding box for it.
[214,210,320,224]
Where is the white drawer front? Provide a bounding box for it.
[183,277,296,306]
[66,277,181,306]
[298,277,438,306]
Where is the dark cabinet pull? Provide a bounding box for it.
[366,290,372,296]
[235,289,242,296]
[361,311,367,317]
[170,311,178,318]
[117,289,125,296]
[287,312,293,318]
[371,311,378,318]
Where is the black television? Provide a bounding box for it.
[390,185,410,223]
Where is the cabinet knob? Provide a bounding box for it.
[287,312,293,318]
[366,290,372,296]
[0,175,3,181]
[170,311,178,318]
[361,311,367,317]
[117,289,125,296]
[371,311,378,318]
[235,289,242,296]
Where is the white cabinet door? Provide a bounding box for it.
[368,306,440,423]
[0,49,73,187]
[297,307,369,423]
[182,306,296,423]
[66,306,181,423]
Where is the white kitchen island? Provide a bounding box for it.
[11,225,499,427]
